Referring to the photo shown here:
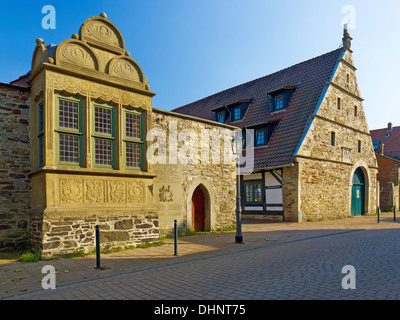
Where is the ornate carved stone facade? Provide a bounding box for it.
[0,13,237,256]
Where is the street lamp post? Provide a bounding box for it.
[232,132,243,244]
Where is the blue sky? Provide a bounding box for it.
[0,0,399,130]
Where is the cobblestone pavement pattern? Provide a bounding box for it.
[1,213,400,300]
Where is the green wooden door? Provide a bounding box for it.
[351,168,365,216]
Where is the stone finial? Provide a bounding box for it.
[71,33,79,40]
[100,12,107,19]
[342,23,353,50]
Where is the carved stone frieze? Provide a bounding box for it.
[46,73,151,109]
[58,177,147,206]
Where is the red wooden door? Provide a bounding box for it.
[192,187,205,232]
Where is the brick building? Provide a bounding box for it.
[173,25,378,222]
[371,123,400,211]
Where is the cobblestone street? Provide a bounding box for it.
[1,213,400,301]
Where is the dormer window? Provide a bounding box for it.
[217,110,225,123]
[212,100,251,123]
[255,129,265,146]
[269,86,296,112]
[274,95,284,111]
[232,106,241,122]
[245,122,278,148]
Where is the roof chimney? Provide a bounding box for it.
[388,122,393,132]
[342,24,353,51]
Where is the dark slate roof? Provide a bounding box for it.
[9,71,31,88]
[370,126,400,159]
[172,48,345,169]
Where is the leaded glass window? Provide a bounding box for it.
[56,96,82,166]
[59,134,79,163]
[92,104,114,168]
[94,139,112,166]
[59,99,79,129]
[124,110,143,170]
[126,113,141,139]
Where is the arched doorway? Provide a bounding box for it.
[351,168,365,216]
[191,186,205,231]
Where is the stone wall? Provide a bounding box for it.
[30,212,158,258]
[28,169,158,257]
[295,49,378,220]
[282,164,300,222]
[0,83,31,252]
[151,109,237,234]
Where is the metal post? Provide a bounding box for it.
[394,206,396,222]
[235,149,243,244]
[95,225,101,269]
[377,207,380,223]
[174,220,178,256]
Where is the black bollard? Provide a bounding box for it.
[377,207,380,223]
[95,225,101,269]
[174,220,178,256]
[394,206,396,222]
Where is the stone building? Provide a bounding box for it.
[173,26,378,222]
[0,13,237,256]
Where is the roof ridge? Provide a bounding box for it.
[174,47,344,110]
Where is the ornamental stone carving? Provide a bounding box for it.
[60,179,83,204]
[159,185,173,203]
[112,60,140,82]
[109,181,126,203]
[58,177,147,206]
[127,181,145,204]
[85,180,104,204]
[59,43,97,70]
[84,20,122,48]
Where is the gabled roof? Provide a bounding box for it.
[172,48,345,169]
[370,125,400,159]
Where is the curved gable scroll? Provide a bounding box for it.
[79,16,125,54]
[56,40,99,71]
[108,56,144,83]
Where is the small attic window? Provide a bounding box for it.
[217,110,225,123]
[269,87,295,112]
[337,97,341,110]
[232,106,241,122]
[274,95,284,111]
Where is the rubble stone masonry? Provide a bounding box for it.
[0,83,31,252]
[294,50,378,221]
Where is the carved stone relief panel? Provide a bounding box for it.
[84,20,122,48]
[60,178,84,205]
[59,43,97,70]
[58,177,148,207]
